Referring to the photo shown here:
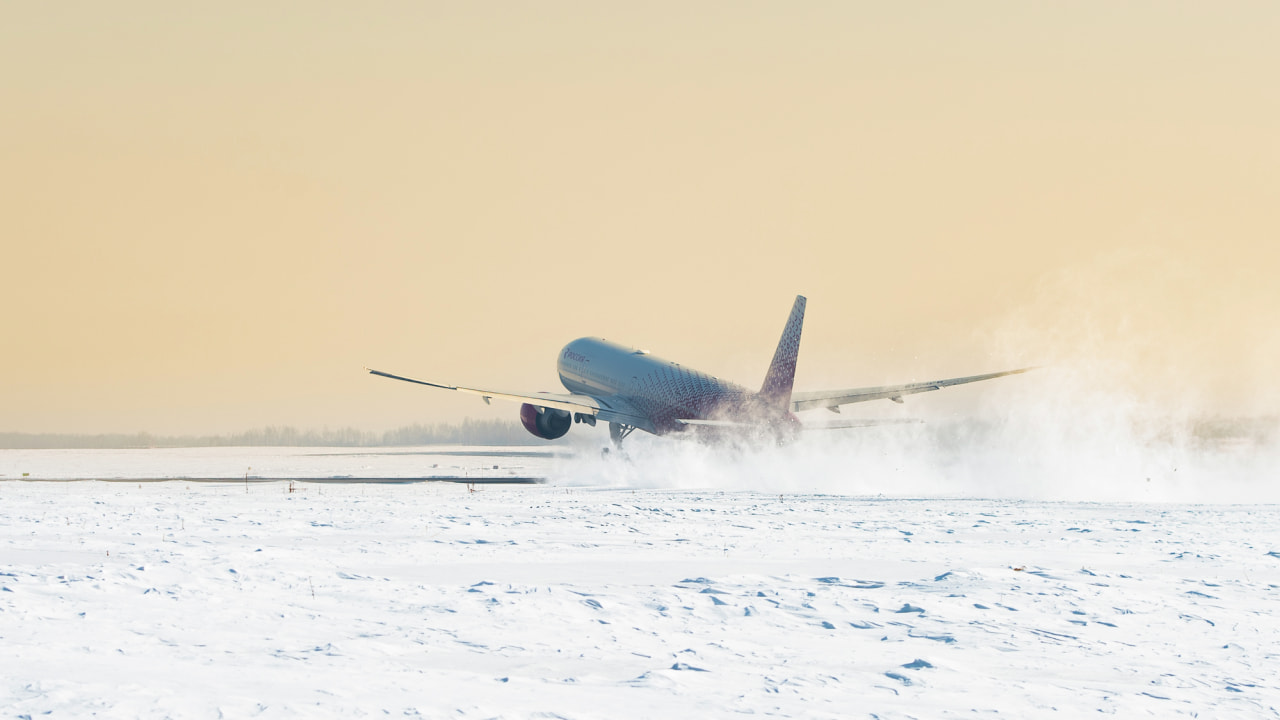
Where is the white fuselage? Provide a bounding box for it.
[557,337,782,436]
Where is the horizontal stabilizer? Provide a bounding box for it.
[675,417,921,431]
[674,418,753,428]
[801,418,923,430]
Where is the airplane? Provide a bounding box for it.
[368,295,1033,447]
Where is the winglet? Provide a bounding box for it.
[759,295,806,411]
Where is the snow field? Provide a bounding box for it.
[2,476,1278,718]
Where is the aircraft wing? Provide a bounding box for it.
[676,417,923,430]
[367,368,654,431]
[790,367,1035,413]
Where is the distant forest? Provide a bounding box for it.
[1,416,1273,450]
[0,419,558,449]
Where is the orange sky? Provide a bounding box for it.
[2,3,1277,434]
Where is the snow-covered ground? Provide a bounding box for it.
[2,447,1279,718]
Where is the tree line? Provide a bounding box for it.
[0,419,552,449]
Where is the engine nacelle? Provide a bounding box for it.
[519,403,571,440]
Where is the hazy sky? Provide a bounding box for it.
[3,2,1277,434]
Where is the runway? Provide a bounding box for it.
[18,476,546,484]
[0,445,560,484]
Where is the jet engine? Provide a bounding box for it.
[519,403,571,440]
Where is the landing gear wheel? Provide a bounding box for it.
[600,445,631,463]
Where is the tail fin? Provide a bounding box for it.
[759,295,806,410]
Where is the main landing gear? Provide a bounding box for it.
[608,422,635,447]
[602,422,636,459]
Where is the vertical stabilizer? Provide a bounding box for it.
[759,295,806,410]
